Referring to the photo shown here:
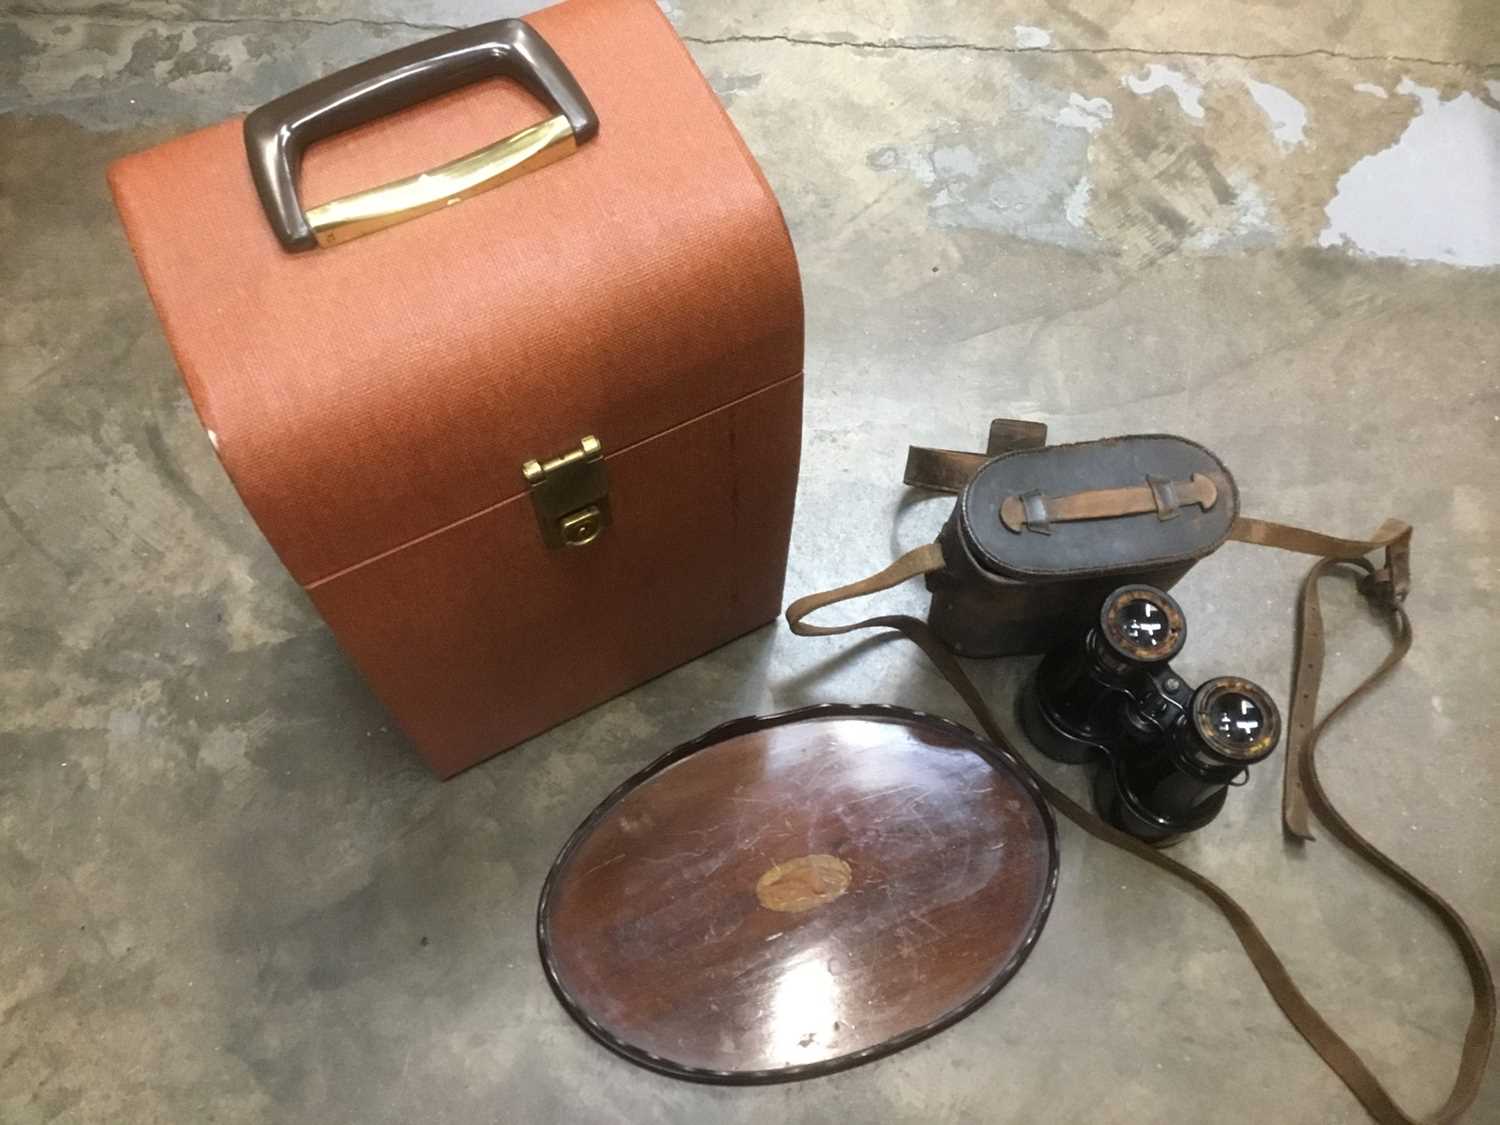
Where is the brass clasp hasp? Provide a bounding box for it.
[522,435,610,548]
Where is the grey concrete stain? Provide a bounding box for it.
[2,1,1499,1123]
[1319,79,1500,267]
[867,127,1095,251]
[1012,26,1051,50]
[833,46,1465,271]
[855,57,1321,264]
[862,75,1125,251]
[708,68,762,106]
[0,15,430,127]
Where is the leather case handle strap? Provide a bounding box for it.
[243,18,598,251]
[999,472,1219,533]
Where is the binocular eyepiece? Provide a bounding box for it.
[1020,585,1280,844]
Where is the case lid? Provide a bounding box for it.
[537,704,1057,1082]
[108,0,802,585]
[960,435,1239,581]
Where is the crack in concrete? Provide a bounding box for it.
[680,31,1493,70]
[4,6,458,34]
[4,8,1493,69]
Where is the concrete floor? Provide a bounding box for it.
[3,1,1499,1121]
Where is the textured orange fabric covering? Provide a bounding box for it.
[109,0,804,775]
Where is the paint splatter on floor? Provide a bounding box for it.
[1320,79,1500,267]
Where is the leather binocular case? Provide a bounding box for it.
[910,424,1240,657]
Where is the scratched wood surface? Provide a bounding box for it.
[539,710,1057,1080]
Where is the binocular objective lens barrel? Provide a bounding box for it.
[1025,583,1285,843]
[1209,691,1265,746]
[1186,677,1281,768]
[1098,585,1187,665]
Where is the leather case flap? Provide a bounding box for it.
[959,435,1238,580]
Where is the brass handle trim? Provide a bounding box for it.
[306,114,576,248]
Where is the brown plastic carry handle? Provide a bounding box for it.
[243,19,598,252]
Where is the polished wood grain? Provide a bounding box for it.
[538,705,1057,1082]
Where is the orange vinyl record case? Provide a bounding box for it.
[109,0,804,776]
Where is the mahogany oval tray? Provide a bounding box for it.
[537,704,1058,1083]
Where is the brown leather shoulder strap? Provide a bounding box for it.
[902,448,994,494]
[903,421,1412,599]
[784,546,1493,1124]
[1226,515,1413,830]
[903,417,1048,493]
[782,543,945,635]
[1231,515,1412,598]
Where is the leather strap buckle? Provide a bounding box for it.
[1145,474,1180,521]
[1358,539,1411,607]
[1020,490,1052,535]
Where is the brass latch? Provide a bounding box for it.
[522,435,610,548]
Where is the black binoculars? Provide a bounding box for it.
[1019,585,1281,844]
